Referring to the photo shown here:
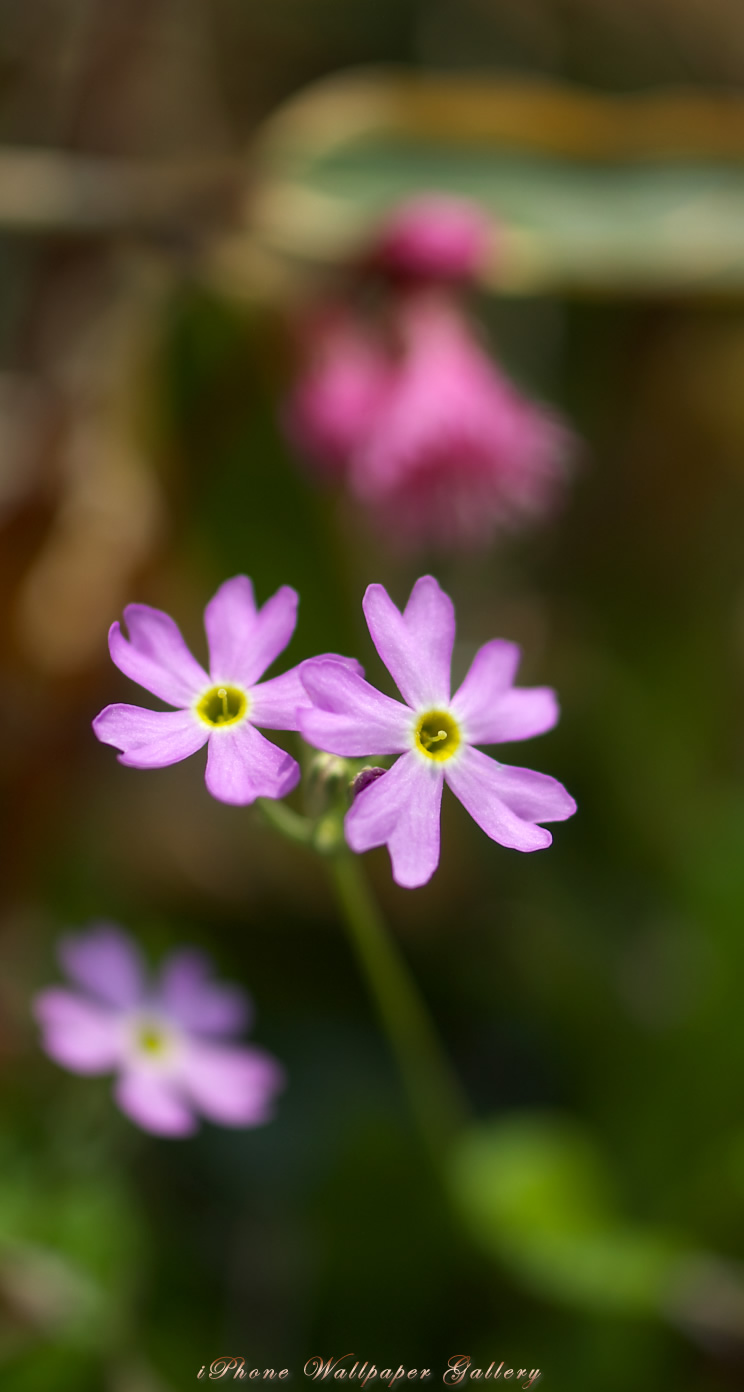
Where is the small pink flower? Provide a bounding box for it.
[93,575,356,806]
[370,195,492,283]
[300,575,576,889]
[284,310,392,478]
[34,924,285,1137]
[350,295,569,550]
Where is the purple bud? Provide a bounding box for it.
[350,766,387,801]
[371,195,492,284]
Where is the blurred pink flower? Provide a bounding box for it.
[283,309,392,478]
[350,294,570,550]
[35,923,285,1137]
[282,194,573,551]
[370,195,492,283]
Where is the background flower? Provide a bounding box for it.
[283,200,570,551]
[35,923,285,1137]
[367,194,492,283]
[349,294,569,549]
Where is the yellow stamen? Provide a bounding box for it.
[421,728,448,749]
[196,684,249,728]
[414,709,461,762]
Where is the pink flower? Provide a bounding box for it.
[370,195,491,284]
[34,924,285,1137]
[284,310,392,478]
[300,576,576,889]
[350,295,569,550]
[93,575,355,806]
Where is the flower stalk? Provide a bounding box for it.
[327,846,468,1161]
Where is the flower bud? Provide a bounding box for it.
[370,195,492,284]
[349,766,387,802]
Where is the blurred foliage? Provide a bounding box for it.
[451,1112,687,1316]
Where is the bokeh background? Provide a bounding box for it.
[4,2,744,1389]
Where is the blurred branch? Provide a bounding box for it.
[5,71,744,299]
[0,149,240,236]
[252,68,744,164]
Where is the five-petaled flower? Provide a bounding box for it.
[34,923,285,1137]
[299,575,576,888]
[94,575,335,806]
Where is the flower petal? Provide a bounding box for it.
[481,687,559,744]
[157,950,250,1036]
[34,988,123,1073]
[58,923,145,1008]
[476,759,577,823]
[115,1068,198,1137]
[249,655,364,732]
[180,1042,285,1127]
[452,639,559,744]
[93,705,208,769]
[202,574,257,684]
[345,751,443,888]
[445,746,575,851]
[363,576,455,708]
[109,605,209,707]
[205,577,298,687]
[204,723,300,805]
[452,638,520,707]
[299,660,411,756]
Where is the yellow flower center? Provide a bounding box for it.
[414,709,461,762]
[137,1025,167,1056]
[196,684,248,728]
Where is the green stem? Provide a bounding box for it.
[257,798,314,845]
[327,848,468,1160]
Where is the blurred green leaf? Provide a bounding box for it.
[449,1113,684,1315]
[246,73,744,295]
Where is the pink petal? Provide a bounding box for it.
[180,1041,285,1127]
[299,660,411,756]
[157,950,250,1036]
[109,605,209,707]
[345,751,443,888]
[34,988,123,1074]
[481,687,559,744]
[284,310,392,476]
[452,638,521,711]
[93,704,208,769]
[205,577,298,687]
[445,746,575,852]
[58,923,145,1008]
[363,576,455,709]
[203,575,256,682]
[475,758,577,823]
[452,640,559,745]
[248,656,364,732]
[248,666,306,731]
[204,723,300,805]
[115,1068,198,1137]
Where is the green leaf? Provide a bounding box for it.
[249,73,744,296]
[449,1113,683,1315]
